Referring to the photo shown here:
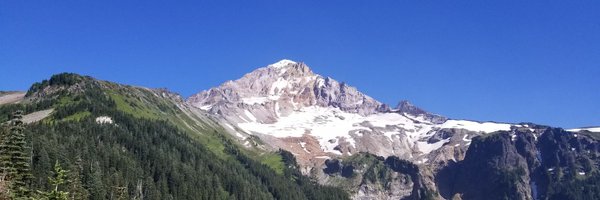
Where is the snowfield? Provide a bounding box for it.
[190,59,526,161]
[440,120,512,133]
[237,106,517,156]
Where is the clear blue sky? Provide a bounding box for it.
[1,1,599,128]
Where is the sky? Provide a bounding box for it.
[1,1,599,128]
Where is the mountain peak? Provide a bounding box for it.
[395,100,447,124]
[395,100,420,113]
[267,59,297,69]
[188,60,383,119]
[253,59,315,81]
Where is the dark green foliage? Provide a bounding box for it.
[490,167,526,200]
[0,99,55,123]
[384,156,419,175]
[1,73,349,200]
[0,111,33,198]
[38,161,70,200]
[277,150,349,200]
[535,128,600,200]
[26,112,270,199]
[26,73,87,97]
[546,172,600,200]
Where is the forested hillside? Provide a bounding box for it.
[0,73,348,199]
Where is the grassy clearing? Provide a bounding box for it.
[108,91,159,119]
[259,153,285,175]
[61,111,91,122]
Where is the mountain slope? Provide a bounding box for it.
[436,126,600,200]
[187,60,523,167]
[186,60,600,200]
[0,73,349,199]
[3,64,599,200]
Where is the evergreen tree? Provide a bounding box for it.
[0,110,33,198]
[38,161,69,200]
[2,76,350,200]
[68,156,88,200]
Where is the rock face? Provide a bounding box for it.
[433,125,600,200]
[187,60,520,166]
[395,100,447,124]
[438,131,534,200]
[319,153,437,200]
[186,60,600,199]
[188,60,384,120]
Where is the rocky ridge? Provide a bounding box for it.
[186,60,600,199]
[187,60,525,169]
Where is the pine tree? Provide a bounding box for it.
[38,160,69,200]
[0,110,33,198]
[0,122,10,199]
[68,156,89,200]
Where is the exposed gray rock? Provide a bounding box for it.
[187,60,385,124]
[395,100,448,124]
[186,60,540,200]
[0,91,25,105]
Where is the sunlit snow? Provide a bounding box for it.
[237,106,518,156]
[95,116,113,124]
[441,120,513,133]
[268,59,297,69]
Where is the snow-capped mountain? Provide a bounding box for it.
[187,60,535,167]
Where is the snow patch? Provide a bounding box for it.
[199,105,213,110]
[237,106,370,153]
[244,110,257,122]
[316,78,325,88]
[441,120,512,133]
[268,59,297,69]
[241,96,281,105]
[323,139,342,155]
[270,78,290,95]
[417,138,450,154]
[299,142,310,153]
[237,105,519,157]
[235,132,246,139]
[95,116,113,124]
[462,135,472,142]
[384,131,398,141]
